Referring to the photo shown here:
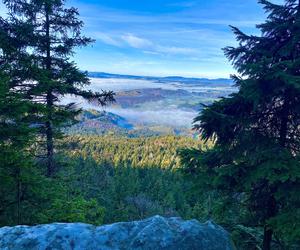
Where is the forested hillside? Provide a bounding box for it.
[64,135,204,168]
[60,136,207,222]
[0,134,215,228]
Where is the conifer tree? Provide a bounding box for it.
[181,0,300,249]
[0,17,39,225]
[3,0,114,176]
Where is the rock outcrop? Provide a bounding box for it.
[0,215,235,250]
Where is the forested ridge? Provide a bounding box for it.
[64,135,204,168]
[0,133,214,228]
[0,0,300,250]
[59,136,207,222]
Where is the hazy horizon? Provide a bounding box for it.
[87,71,234,80]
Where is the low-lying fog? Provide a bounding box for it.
[88,77,235,93]
[62,77,235,128]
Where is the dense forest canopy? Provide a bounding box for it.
[0,0,299,250]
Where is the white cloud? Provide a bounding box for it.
[121,33,198,56]
[143,51,161,55]
[93,32,122,46]
[121,34,153,49]
[107,108,196,128]
[156,46,196,55]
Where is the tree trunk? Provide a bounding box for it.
[46,108,54,177]
[207,193,212,220]
[279,105,288,147]
[45,4,54,177]
[279,90,290,147]
[262,190,277,250]
[263,226,273,250]
[16,167,21,225]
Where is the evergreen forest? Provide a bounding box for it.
[0,0,299,249]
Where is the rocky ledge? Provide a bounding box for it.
[0,215,235,250]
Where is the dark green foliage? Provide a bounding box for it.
[59,135,207,224]
[0,133,209,225]
[0,0,109,227]
[0,40,40,225]
[2,0,114,176]
[180,1,300,249]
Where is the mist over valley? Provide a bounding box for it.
[62,73,235,136]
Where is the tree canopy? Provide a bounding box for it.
[2,0,115,176]
[181,0,300,249]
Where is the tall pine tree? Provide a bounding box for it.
[181,0,300,249]
[0,16,39,225]
[3,0,114,176]
[0,15,110,226]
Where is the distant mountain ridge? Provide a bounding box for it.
[65,110,134,136]
[88,72,233,85]
[66,109,193,137]
[80,110,133,130]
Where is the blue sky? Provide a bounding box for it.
[0,0,285,78]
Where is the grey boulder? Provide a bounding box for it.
[0,215,235,250]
